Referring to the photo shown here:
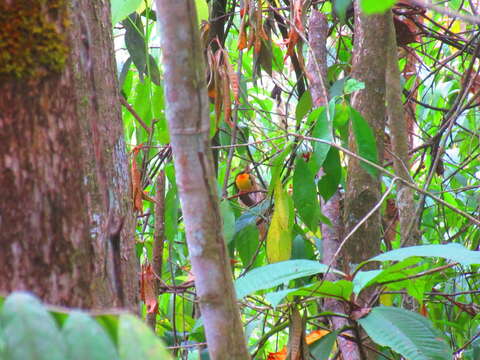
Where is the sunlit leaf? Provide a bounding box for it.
[235,260,343,299]
[111,0,142,26]
[360,0,397,14]
[367,243,480,266]
[267,179,293,263]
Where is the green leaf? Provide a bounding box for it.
[111,0,142,26]
[94,314,120,346]
[309,330,340,360]
[265,280,353,307]
[353,258,422,294]
[123,13,147,76]
[350,108,379,177]
[234,224,259,266]
[296,90,313,125]
[268,144,292,193]
[291,234,315,260]
[220,200,235,244]
[293,158,320,232]
[360,0,397,14]
[63,311,119,360]
[317,148,341,201]
[118,57,133,91]
[146,55,161,86]
[118,315,172,360]
[343,78,365,94]
[358,306,451,360]
[267,179,293,263]
[195,0,209,24]
[333,0,352,23]
[1,292,66,360]
[311,106,333,173]
[367,243,480,266]
[235,260,343,299]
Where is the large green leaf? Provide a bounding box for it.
[63,311,119,360]
[367,243,480,266]
[235,260,342,299]
[293,158,320,232]
[0,292,66,360]
[353,258,421,294]
[358,306,451,360]
[111,0,142,26]
[360,0,397,14]
[118,315,172,360]
[350,108,379,177]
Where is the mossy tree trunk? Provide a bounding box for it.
[0,1,138,309]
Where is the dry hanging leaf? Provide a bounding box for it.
[284,0,304,60]
[140,264,158,314]
[131,144,144,212]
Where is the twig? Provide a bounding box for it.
[120,96,152,133]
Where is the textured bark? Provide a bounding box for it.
[306,11,329,108]
[307,12,361,359]
[385,12,418,247]
[343,1,388,269]
[155,1,250,359]
[0,1,137,309]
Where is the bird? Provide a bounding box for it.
[235,170,263,207]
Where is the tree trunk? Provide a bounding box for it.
[155,1,250,359]
[306,11,362,359]
[343,1,388,270]
[385,12,418,247]
[0,1,138,309]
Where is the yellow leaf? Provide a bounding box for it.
[267,179,292,263]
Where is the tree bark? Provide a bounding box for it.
[0,1,137,309]
[385,12,418,247]
[307,11,361,360]
[343,1,388,270]
[155,1,250,359]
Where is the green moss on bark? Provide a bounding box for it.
[0,1,69,78]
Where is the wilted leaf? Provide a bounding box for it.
[140,264,158,314]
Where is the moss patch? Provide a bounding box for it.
[0,1,69,78]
